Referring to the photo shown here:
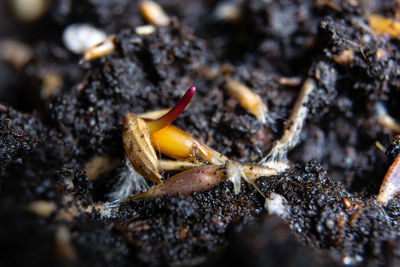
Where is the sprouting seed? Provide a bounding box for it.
[122,85,289,200]
[123,86,196,183]
[139,105,228,164]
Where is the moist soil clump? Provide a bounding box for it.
[1,0,400,266]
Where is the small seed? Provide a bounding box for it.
[130,164,227,200]
[26,200,57,218]
[278,76,302,87]
[0,40,32,69]
[82,35,116,62]
[225,77,268,123]
[139,1,171,26]
[11,0,50,22]
[375,102,400,132]
[367,14,400,38]
[135,25,156,35]
[214,2,241,23]
[333,49,355,65]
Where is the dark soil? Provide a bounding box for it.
[1,0,400,266]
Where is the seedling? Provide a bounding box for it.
[121,85,289,200]
[122,86,196,184]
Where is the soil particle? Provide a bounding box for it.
[256,160,400,264]
[208,215,341,267]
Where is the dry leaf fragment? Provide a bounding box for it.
[122,113,162,184]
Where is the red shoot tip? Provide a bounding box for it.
[146,86,196,134]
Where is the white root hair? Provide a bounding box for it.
[107,159,149,201]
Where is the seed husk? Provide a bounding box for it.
[377,154,400,205]
[122,113,162,184]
